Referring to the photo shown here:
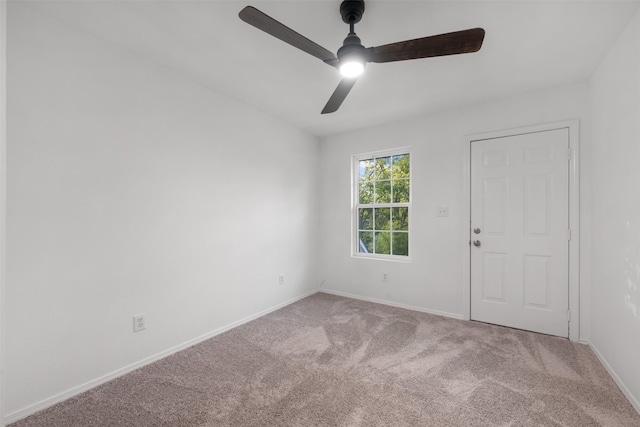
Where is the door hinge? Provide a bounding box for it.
[567,309,571,322]
[568,148,572,160]
[567,228,571,241]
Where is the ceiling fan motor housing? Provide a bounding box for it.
[337,33,365,61]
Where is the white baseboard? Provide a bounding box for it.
[320,288,464,320]
[589,342,640,416]
[4,290,318,425]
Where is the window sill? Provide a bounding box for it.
[351,254,412,263]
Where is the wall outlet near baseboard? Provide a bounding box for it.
[279,275,285,286]
[382,272,388,282]
[133,313,146,332]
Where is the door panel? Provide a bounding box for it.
[483,178,506,235]
[524,174,551,236]
[471,128,569,337]
[482,253,507,302]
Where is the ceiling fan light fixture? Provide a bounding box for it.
[339,59,365,78]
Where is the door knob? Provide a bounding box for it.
[473,227,481,234]
[473,240,481,247]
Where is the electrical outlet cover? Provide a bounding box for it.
[133,313,146,332]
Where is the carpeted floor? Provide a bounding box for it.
[12,292,640,426]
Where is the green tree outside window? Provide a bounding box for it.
[356,152,410,257]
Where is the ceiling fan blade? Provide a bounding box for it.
[321,78,358,114]
[239,6,338,66]
[366,28,485,63]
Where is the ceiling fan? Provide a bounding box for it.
[239,1,485,114]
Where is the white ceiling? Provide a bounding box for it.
[23,0,640,137]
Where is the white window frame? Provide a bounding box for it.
[351,147,412,261]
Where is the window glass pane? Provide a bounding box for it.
[374,208,390,230]
[359,208,373,230]
[359,159,375,180]
[392,232,409,256]
[392,154,410,178]
[375,156,391,179]
[375,232,391,254]
[359,180,373,204]
[375,180,391,203]
[354,151,410,258]
[392,179,410,203]
[359,231,373,253]
[392,207,409,231]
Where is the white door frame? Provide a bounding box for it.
[462,120,580,341]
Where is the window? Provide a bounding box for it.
[353,149,410,259]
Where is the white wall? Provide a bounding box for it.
[319,83,591,336]
[5,3,319,419]
[1,0,7,424]
[589,8,640,412]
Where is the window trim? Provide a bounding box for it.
[351,147,412,262]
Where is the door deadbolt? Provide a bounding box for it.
[473,227,481,234]
[473,240,481,247]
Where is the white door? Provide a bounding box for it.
[470,128,569,337]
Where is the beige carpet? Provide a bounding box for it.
[11,293,640,426]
